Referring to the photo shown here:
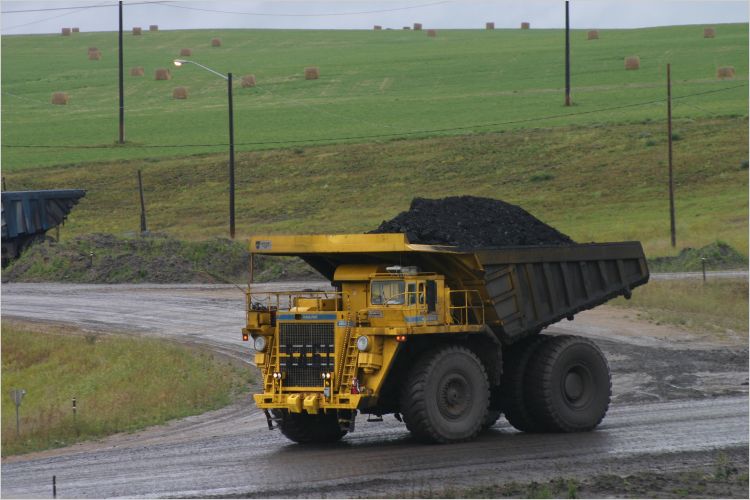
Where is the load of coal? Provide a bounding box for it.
[369,196,574,248]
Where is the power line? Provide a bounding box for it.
[158,0,451,18]
[1,1,171,14]
[3,82,745,150]
[2,7,90,31]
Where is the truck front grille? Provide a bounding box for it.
[279,322,335,387]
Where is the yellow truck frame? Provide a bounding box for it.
[244,233,648,444]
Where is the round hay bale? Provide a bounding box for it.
[704,27,715,38]
[132,27,142,35]
[155,68,171,80]
[486,22,495,30]
[61,28,71,36]
[304,66,320,80]
[172,87,188,99]
[624,56,640,70]
[241,74,256,88]
[180,48,192,56]
[521,22,530,29]
[717,66,735,79]
[72,27,80,33]
[413,22,422,30]
[211,38,221,47]
[427,29,437,37]
[130,66,145,77]
[51,92,69,105]
[88,49,102,61]
[88,46,98,52]
[374,25,382,30]
[149,25,159,32]
[587,30,599,40]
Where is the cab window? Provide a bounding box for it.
[407,283,417,305]
[371,280,405,305]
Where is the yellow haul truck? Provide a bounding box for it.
[243,234,648,444]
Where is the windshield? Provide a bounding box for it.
[371,280,405,305]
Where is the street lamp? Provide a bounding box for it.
[173,59,236,239]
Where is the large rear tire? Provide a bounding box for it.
[527,335,611,432]
[276,410,347,444]
[401,345,489,443]
[500,335,548,432]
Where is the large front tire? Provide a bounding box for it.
[401,345,489,444]
[276,410,347,444]
[527,335,611,432]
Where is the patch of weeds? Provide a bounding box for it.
[645,139,657,147]
[671,132,683,141]
[740,159,748,170]
[530,172,554,182]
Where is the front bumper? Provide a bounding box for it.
[253,392,369,413]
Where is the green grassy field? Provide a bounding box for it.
[5,116,748,257]
[2,24,747,169]
[1,322,251,456]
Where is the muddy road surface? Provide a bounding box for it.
[1,282,748,498]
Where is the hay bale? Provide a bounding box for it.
[521,22,530,29]
[624,56,640,70]
[427,29,437,37]
[51,92,69,105]
[172,87,188,99]
[211,38,221,47]
[72,27,80,33]
[241,74,256,87]
[132,27,142,35]
[149,25,159,32]
[88,46,98,52]
[717,66,735,79]
[486,22,495,30]
[180,48,192,56]
[88,49,102,60]
[155,68,171,80]
[587,30,599,40]
[62,28,71,36]
[704,27,715,38]
[304,66,319,80]
[413,23,422,30]
[374,25,382,30]
[130,66,145,77]
[403,26,411,30]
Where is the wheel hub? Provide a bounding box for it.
[438,374,472,419]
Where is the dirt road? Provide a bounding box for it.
[1,282,748,498]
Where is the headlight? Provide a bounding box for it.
[356,335,370,352]
[253,336,267,352]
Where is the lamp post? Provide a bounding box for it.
[173,59,235,239]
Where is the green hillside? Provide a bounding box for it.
[2,24,747,170]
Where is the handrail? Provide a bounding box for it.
[449,290,485,326]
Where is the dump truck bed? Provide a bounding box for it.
[250,234,648,343]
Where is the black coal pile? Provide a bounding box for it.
[369,196,574,248]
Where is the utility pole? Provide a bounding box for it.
[118,0,125,144]
[565,0,571,106]
[667,63,676,248]
[138,170,147,233]
[228,72,235,239]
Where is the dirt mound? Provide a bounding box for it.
[648,242,747,272]
[369,196,574,247]
[4,233,318,284]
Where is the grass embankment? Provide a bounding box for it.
[2,24,746,169]
[1,322,251,456]
[5,117,748,259]
[3,233,318,283]
[612,278,749,336]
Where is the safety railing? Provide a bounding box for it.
[246,289,348,324]
[449,290,485,326]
